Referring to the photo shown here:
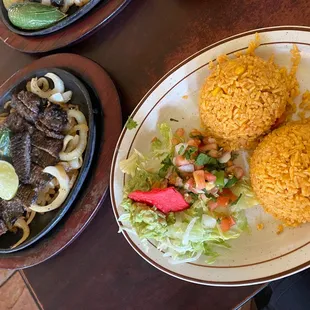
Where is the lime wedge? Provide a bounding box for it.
[0,160,19,200]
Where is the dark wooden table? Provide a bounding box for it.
[1,0,308,308]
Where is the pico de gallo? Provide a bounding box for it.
[119,123,257,264]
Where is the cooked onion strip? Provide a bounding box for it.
[26,210,36,225]
[30,166,70,213]
[30,73,65,99]
[67,109,87,124]
[66,135,79,153]
[68,157,83,170]
[49,91,72,104]
[11,217,30,249]
[45,73,65,94]
[68,169,79,188]
[60,110,88,161]
[4,100,11,110]
[62,135,74,152]
[37,77,49,91]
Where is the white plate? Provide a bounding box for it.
[110,26,310,286]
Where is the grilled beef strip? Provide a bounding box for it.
[4,112,34,133]
[31,146,58,167]
[38,103,68,132]
[17,91,45,115]
[35,121,64,139]
[0,199,24,226]
[11,93,39,124]
[10,132,31,184]
[31,129,62,158]
[16,185,37,209]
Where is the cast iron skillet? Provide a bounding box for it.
[0,68,96,253]
[0,0,103,36]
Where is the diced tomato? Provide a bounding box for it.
[175,155,191,166]
[220,216,236,232]
[204,172,217,182]
[208,149,220,158]
[217,196,230,207]
[128,187,189,214]
[199,143,217,152]
[209,189,237,211]
[221,188,237,202]
[184,177,195,191]
[226,165,244,180]
[193,170,206,190]
[188,138,201,147]
[208,200,218,211]
[203,137,216,144]
[195,164,204,170]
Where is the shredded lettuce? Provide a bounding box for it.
[231,178,259,211]
[119,123,251,264]
[119,149,146,177]
[120,196,249,264]
[151,123,173,158]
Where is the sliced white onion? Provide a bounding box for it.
[218,151,231,163]
[44,73,65,94]
[30,165,70,213]
[202,214,217,228]
[29,73,65,99]
[11,217,30,249]
[178,164,194,173]
[62,91,72,103]
[48,91,72,104]
[48,93,65,103]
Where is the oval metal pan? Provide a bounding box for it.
[0,0,102,36]
[0,67,96,253]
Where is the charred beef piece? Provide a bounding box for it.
[16,185,37,208]
[29,164,53,190]
[0,199,24,226]
[11,93,39,124]
[11,132,31,183]
[38,103,68,132]
[31,146,58,167]
[31,129,62,158]
[5,112,34,133]
[17,91,44,115]
[0,219,8,236]
[35,121,64,139]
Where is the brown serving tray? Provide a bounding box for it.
[0,0,130,53]
[0,53,122,269]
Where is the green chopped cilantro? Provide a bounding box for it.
[126,117,138,130]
